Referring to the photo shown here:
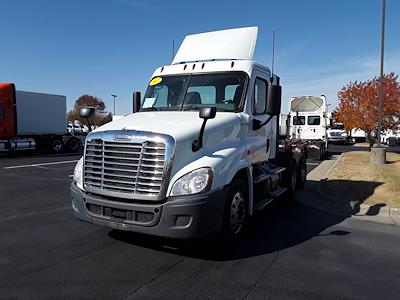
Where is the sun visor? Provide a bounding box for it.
[172,27,258,64]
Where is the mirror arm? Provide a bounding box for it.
[253,115,274,130]
[85,117,92,132]
[192,119,208,152]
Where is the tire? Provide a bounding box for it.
[67,137,80,152]
[296,157,307,189]
[50,138,64,153]
[283,159,297,198]
[222,178,248,240]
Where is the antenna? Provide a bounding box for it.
[171,40,175,63]
[271,28,276,82]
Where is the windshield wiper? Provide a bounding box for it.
[182,105,200,111]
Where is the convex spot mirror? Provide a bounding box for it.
[80,107,96,118]
[266,85,282,115]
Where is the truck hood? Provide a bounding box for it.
[93,111,242,143]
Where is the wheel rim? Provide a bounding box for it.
[230,191,246,235]
[69,140,79,151]
[53,141,62,151]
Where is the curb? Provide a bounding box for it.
[314,153,400,225]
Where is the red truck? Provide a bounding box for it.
[0,82,82,153]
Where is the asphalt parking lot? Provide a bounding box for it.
[1,145,399,299]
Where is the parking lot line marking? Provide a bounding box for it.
[69,174,74,177]
[306,162,320,166]
[3,160,78,170]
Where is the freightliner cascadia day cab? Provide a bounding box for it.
[71,27,308,239]
[287,95,328,160]
[0,83,82,153]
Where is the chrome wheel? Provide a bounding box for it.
[230,191,246,235]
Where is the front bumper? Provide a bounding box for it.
[70,183,227,239]
[327,137,347,143]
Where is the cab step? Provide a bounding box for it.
[254,197,274,212]
[270,186,287,198]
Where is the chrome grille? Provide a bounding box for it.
[83,131,174,200]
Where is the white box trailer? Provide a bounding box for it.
[15,91,67,135]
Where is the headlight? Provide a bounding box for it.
[341,132,348,137]
[73,157,84,189]
[170,167,213,196]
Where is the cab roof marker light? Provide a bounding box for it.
[161,66,164,72]
[192,64,196,70]
[231,61,235,68]
[201,63,205,69]
[183,64,187,70]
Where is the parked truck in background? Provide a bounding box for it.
[287,95,328,160]
[327,122,349,144]
[0,83,82,153]
[71,27,308,239]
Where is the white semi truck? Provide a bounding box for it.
[71,27,308,239]
[287,95,328,159]
[0,84,82,153]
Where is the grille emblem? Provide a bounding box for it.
[113,134,132,141]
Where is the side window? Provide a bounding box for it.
[253,78,267,115]
[0,105,5,120]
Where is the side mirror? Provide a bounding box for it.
[266,85,282,115]
[133,91,141,113]
[199,107,216,120]
[193,107,217,152]
[80,107,95,132]
[80,107,95,118]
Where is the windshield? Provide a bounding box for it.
[293,116,305,125]
[307,116,321,125]
[141,72,247,112]
[331,123,344,130]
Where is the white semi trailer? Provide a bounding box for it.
[71,27,308,239]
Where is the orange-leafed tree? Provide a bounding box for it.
[336,72,400,140]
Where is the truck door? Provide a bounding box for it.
[0,83,16,138]
[247,73,274,164]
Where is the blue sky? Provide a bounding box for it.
[1,0,399,114]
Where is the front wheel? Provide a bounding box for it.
[222,178,248,239]
[283,159,298,198]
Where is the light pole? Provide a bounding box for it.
[371,0,386,164]
[377,0,386,147]
[111,94,117,115]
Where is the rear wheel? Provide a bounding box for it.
[222,178,248,239]
[50,138,63,153]
[66,137,80,152]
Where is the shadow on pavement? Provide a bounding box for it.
[365,203,386,216]
[109,200,350,261]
